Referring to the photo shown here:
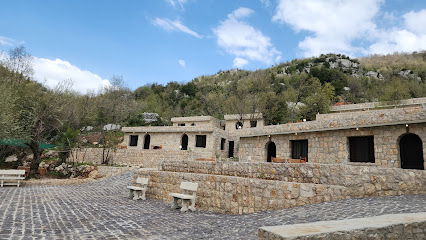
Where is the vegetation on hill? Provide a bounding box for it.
[1,46,426,171]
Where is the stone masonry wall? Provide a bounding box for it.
[71,148,210,168]
[238,123,426,168]
[135,160,425,214]
[137,170,346,214]
[160,161,426,198]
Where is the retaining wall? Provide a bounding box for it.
[160,161,426,197]
[137,170,346,214]
[70,148,209,168]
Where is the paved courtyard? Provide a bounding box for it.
[1,171,426,240]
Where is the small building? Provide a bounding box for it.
[121,116,229,160]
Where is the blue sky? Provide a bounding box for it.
[1,0,426,93]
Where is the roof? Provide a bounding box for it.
[237,106,426,138]
[121,126,216,133]
[171,116,217,123]
[224,113,263,121]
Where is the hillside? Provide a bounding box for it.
[133,51,426,125]
[1,50,426,132]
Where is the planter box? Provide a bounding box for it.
[38,167,47,176]
[272,157,286,163]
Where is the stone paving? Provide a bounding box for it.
[1,171,426,240]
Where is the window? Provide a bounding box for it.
[129,135,138,146]
[143,134,151,149]
[220,138,226,150]
[195,135,207,148]
[349,136,375,163]
[191,123,196,126]
[250,120,257,128]
[291,140,308,161]
[235,121,243,129]
[178,123,185,126]
[228,141,234,158]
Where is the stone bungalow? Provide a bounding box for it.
[119,98,426,170]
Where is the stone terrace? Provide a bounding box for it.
[0,171,426,239]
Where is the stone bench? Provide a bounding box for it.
[127,177,149,200]
[0,169,26,187]
[258,212,426,240]
[169,181,198,212]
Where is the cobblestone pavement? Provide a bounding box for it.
[1,172,426,240]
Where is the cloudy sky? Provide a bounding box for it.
[1,0,425,93]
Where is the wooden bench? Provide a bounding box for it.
[0,170,26,187]
[169,181,198,212]
[127,177,149,200]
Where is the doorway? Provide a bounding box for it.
[266,141,276,162]
[143,134,151,149]
[400,133,424,170]
[228,141,234,158]
[181,134,188,150]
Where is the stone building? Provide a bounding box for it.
[88,97,425,170]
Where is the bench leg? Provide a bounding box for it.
[181,200,189,212]
[1,180,3,188]
[17,180,20,187]
[129,189,134,199]
[171,197,179,209]
[133,190,141,200]
[189,199,196,211]
[141,189,146,200]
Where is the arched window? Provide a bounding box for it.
[266,141,276,162]
[400,133,424,170]
[143,134,151,150]
[235,121,243,129]
[181,134,188,150]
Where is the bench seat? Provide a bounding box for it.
[0,169,26,187]
[0,176,25,180]
[127,186,146,191]
[170,181,198,212]
[127,177,149,200]
[169,193,195,200]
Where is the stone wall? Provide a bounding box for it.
[135,160,425,214]
[138,170,346,214]
[160,161,426,197]
[258,212,426,240]
[71,148,210,168]
[237,106,426,137]
[330,97,426,112]
[238,124,426,168]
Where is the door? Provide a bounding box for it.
[267,142,276,162]
[181,134,188,150]
[400,134,424,170]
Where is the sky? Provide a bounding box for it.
[0,0,426,93]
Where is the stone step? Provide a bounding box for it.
[258,212,426,239]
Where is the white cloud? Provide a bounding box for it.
[0,36,22,46]
[233,57,248,68]
[272,0,426,56]
[33,57,110,94]
[213,7,281,67]
[178,59,186,67]
[166,0,188,8]
[368,9,426,55]
[403,9,426,35]
[260,0,271,8]
[152,18,202,38]
[273,0,382,56]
